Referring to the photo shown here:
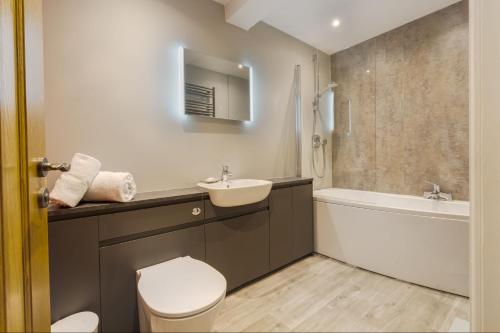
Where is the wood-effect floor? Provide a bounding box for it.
[214,255,469,332]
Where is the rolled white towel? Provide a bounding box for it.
[69,153,102,186]
[50,173,89,208]
[83,171,137,203]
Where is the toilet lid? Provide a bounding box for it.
[137,257,227,319]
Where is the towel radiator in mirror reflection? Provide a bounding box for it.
[185,83,215,117]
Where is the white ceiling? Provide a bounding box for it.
[214,0,462,54]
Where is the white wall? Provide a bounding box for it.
[471,0,500,331]
[43,0,331,192]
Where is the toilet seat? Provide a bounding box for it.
[137,257,226,319]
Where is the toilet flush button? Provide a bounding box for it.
[192,208,201,216]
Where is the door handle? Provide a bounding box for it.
[37,157,71,177]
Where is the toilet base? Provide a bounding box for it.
[138,294,225,332]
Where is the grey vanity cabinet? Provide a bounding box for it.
[205,210,270,291]
[99,225,205,333]
[269,183,314,269]
[48,217,100,324]
[48,179,313,333]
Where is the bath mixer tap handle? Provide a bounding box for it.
[425,181,440,193]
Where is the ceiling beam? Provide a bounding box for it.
[223,0,287,31]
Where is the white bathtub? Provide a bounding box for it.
[314,188,470,296]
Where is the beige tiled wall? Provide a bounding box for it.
[331,1,469,200]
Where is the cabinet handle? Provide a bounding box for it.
[192,208,201,216]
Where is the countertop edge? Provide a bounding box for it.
[48,177,313,222]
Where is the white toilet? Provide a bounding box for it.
[136,256,227,332]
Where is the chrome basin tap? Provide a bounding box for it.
[221,165,233,183]
[424,181,452,201]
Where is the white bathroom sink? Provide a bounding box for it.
[197,179,273,207]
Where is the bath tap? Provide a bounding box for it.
[221,165,233,183]
[424,181,453,201]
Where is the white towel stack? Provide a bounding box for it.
[83,171,137,203]
[50,153,102,207]
[50,153,137,207]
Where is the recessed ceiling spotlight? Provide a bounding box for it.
[332,19,341,28]
[238,64,244,69]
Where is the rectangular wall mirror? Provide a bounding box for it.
[183,48,251,121]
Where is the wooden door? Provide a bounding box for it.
[0,0,50,331]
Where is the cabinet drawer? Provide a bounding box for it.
[99,200,204,241]
[206,210,270,291]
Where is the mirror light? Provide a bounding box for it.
[178,46,186,118]
[244,65,254,127]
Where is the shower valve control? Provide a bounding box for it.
[313,135,327,149]
[313,135,321,148]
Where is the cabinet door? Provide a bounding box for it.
[206,211,270,291]
[292,184,314,260]
[49,217,100,324]
[269,188,294,271]
[100,226,205,333]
